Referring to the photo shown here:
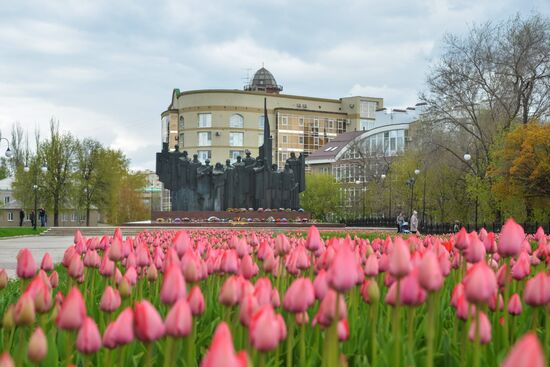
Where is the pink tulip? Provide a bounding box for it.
[511,252,530,280]
[219,275,242,306]
[456,295,475,321]
[56,287,86,330]
[27,327,47,363]
[283,278,315,313]
[188,286,206,316]
[124,266,138,286]
[16,249,37,279]
[501,332,545,367]
[76,317,102,354]
[313,289,347,327]
[305,225,322,251]
[112,308,134,346]
[498,218,525,257]
[40,253,54,272]
[200,322,246,367]
[313,269,329,300]
[463,262,497,305]
[240,294,259,327]
[328,243,361,292]
[338,319,350,341]
[364,254,379,277]
[418,251,444,292]
[165,298,193,337]
[397,269,426,306]
[100,286,121,313]
[249,305,282,352]
[0,352,15,367]
[161,265,187,305]
[147,264,158,282]
[134,300,165,342]
[109,237,123,261]
[388,238,411,278]
[67,254,84,279]
[49,271,59,288]
[271,288,281,308]
[508,293,522,315]
[454,228,470,251]
[99,254,115,277]
[295,311,310,325]
[468,311,491,344]
[240,254,259,279]
[524,272,550,306]
[464,233,485,263]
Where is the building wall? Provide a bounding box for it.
[0,209,100,227]
[161,89,384,166]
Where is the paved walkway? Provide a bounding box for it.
[0,236,73,278]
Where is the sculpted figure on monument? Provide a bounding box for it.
[224,159,235,209]
[243,150,256,208]
[232,156,246,208]
[212,163,226,211]
[188,154,202,211]
[196,159,213,211]
[282,163,298,209]
[253,158,266,208]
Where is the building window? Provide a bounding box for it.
[281,135,288,144]
[328,119,334,129]
[197,150,211,162]
[281,152,288,162]
[198,113,212,128]
[4,196,9,204]
[230,150,244,162]
[179,116,184,130]
[230,114,244,128]
[360,119,375,131]
[314,136,319,145]
[258,134,264,146]
[198,132,212,146]
[229,132,244,147]
[314,118,319,128]
[299,117,304,127]
[179,133,184,146]
[281,116,288,126]
[7,212,13,222]
[258,116,265,129]
[360,101,376,118]
[299,136,304,145]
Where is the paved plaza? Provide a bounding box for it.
[0,236,73,278]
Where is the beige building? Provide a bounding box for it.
[161,67,384,167]
[0,177,100,227]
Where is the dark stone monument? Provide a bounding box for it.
[155,98,306,211]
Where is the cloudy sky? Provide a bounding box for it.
[0,0,547,170]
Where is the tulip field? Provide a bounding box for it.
[0,219,549,366]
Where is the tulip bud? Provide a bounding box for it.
[28,327,47,363]
[0,269,8,289]
[0,352,15,367]
[15,294,35,326]
[146,264,158,282]
[2,305,15,329]
[118,278,132,299]
[367,280,380,302]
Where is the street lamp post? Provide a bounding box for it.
[24,162,47,230]
[463,152,478,230]
[405,169,420,217]
[355,180,366,222]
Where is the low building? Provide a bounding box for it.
[140,170,171,212]
[306,104,425,209]
[0,177,100,227]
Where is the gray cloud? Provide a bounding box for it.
[0,0,548,169]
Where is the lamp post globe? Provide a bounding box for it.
[464,153,471,161]
[5,148,12,158]
[414,169,420,175]
[41,164,48,173]
[381,174,386,179]
[23,165,30,173]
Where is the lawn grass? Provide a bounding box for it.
[0,227,47,237]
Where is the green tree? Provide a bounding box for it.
[74,139,106,226]
[300,173,342,222]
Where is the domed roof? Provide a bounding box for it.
[244,67,283,93]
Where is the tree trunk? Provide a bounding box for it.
[54,201,59,227]
[86,204,90,227]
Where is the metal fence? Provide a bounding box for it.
[341,217,550,235]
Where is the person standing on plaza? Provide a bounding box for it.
[410,210,418,234]
[30,210,35,228]
[396,212,404,233]
[39,208,46,227]
[19,209,25,227]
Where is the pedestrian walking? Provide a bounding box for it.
[19,209,25,227]
[410,210,418,234]
[39,208,46,227]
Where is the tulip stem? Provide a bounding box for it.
[393,279,402,367]
[286,315,295,367]
[145,342,154,367]
[64,331,74,367]
[163,337,174,367]
[546,310,550,356]
[299,323,306,367]
[502,258,511,349]
[259,352,266,367]
[187,319,196,367]
[426,293,435,367]
[473,308,481,367]
[370,302,378,366]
